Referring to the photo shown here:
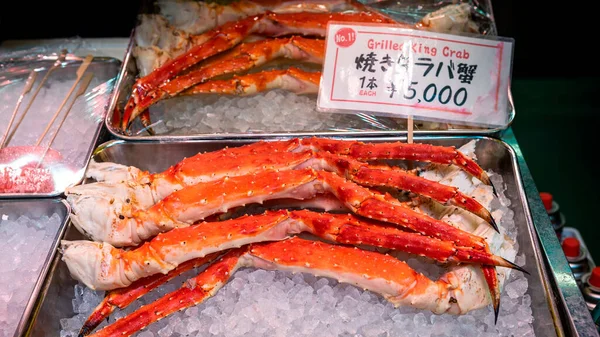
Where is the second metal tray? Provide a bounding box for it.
[0,199,70,337]
[104,0,515,141]
[26,136,565,336]
[0,54,121,198]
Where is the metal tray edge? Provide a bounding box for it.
[500,139,565,336]
[502,131,599,337]
[13,199,71,337]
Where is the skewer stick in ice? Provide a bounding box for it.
[35,55,94,146]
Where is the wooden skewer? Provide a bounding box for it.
[407,115,414,144]
[2,49,68,147]
[0,70,37,149]
[35,54,94,146]
[406,115,414,171]
[36,73,94,168]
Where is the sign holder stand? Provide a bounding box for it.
[407,115,413,144]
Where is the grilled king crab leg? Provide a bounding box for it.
[61,208,519,291]
[84,237,504,337]
[301,137,491,185]
[84,138,490,188]
[134,37,324,114]
[67,167,492,248]
[67,139,495,243]
[121,11,400,130]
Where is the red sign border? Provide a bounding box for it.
[326,23,506,116]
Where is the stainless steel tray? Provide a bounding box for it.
[25,136,567,336]
[0,55,121,198]
[0,198,70,337]
[104,0,515,141]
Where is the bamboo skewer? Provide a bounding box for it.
[407,115,413,144]
[0,70,37,149]
[35,55,94,146]
[2,49,68,147]
[36,73,94,168]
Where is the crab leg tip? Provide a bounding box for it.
[491,182,498,197]
[489,216,500,233]
[494,300,500,325]
[78,297,116,336]
[78,324,96,337]
[490,277,500,325]
[502,257,529,274]
[482,265,500,326]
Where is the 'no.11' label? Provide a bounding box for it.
[317,23,514,128]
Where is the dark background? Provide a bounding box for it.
[1,0,595,78]
[1,1,599,262]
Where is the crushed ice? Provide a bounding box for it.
[144,90,402,135]
[0,213,62,337]
[60,267,533,337]
[136,89,458,136]
[58,141,534,336]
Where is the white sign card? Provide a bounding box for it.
[317,23,514,128]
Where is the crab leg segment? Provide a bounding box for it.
[67,141,312,220]
[314,170,486,248]
[61,207,514,291]
[87,248,247,337]
[482,264,501,322]
[122,11,397,130]
[309,152,498,231]
[165,37,323,92]
[85,139,301,184]
[86,237,489,337]
[78,253,222,336]
[182,67,321,96]
[301,138,492,185]
[290,209,507,268]
[69,168,318,246]
[245,237,468,314]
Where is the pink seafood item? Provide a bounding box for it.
[0,146,62,193]
[0,166,55,193]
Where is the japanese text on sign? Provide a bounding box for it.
[317,24,514,128]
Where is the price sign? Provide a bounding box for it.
[317,23,514,128]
